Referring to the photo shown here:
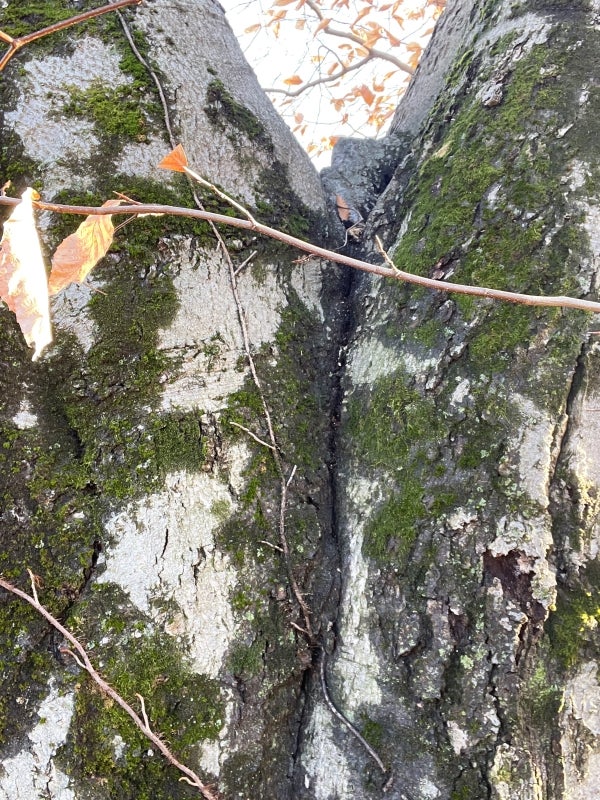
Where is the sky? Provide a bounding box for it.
[220,0,441,167]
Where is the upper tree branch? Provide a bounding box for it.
[304,0,414,75]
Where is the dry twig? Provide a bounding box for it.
[0,572,220,800]
[319,653,389,779]
[0,0,142,72]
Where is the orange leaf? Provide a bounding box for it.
[295,18,306,29]
[48,200,123,295]
[158,144,189,173]
[335,194,351,222]
[283,74,303,85]
[408,51,421,70]
[352,6,371,24]
[244,23,261,33]
[359,84,375,105]
[0,187,52,360]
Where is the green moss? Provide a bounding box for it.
[360,716,384,750]
[205,79,272,149]
[547,563,600,668]
[347,369,440,470]
[229,638,264,678]
[0,0,74,39]
[522,662,561,725]
[63,81,151,141]
[364,478,425,566]
[59,586,223,798]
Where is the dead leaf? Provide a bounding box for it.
[283,74,303,86]
[335,194,351,222]
[158,144,189,173]
[0,187,52,360]
[48,199,123,295]
[359,84,375,106]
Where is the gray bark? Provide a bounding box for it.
[1,1,600,799]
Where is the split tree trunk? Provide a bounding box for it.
[1,1,600,799]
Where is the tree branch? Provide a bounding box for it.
[0,0,142,72]
[1,194,598,314]
[304,0,414,75]
[266,54,374,98]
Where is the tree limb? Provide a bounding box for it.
[1,195,598,314]
[0,0,142,72]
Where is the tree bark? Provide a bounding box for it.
[1,1,600,799]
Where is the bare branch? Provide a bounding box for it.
[266,54,374,98]
[304,0,414,75]
[0,574,221,800]
[0,0,142,72]
[2,194,598,314]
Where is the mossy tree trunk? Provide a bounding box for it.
[1,1,600,799]
[301,1,600,799]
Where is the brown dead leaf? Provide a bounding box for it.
[359,84,375,106]
[48,199,123,295]
[283,74,303,86]
[335,194,351,222]
[0,187,52,360]
[157,144,189,173]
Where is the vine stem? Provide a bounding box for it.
[1,195,597,314]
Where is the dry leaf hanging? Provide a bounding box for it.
[0,187,52,360]
[48,199,123,295]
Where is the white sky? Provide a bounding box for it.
[220,0,440,167]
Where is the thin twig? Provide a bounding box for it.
[234,250,257,277]
[0,573,220,800]
[375,234,401,272]
[0,0,142,72]
[183,166,258,227]
[319,652,388,777]
[112,10,313,638]
[286,465,297,488]
[218,234,314,639]
[109,1,177,146]
[229,421,276,450]
[2,195,599,314]
[258,540,284,553]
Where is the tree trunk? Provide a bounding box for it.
[1,1,600,799]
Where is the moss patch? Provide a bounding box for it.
[57,585,223,799]
[0,0,75,40]
[547,561,600,668]
[63,80,152,142]
[205,79,272,150]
